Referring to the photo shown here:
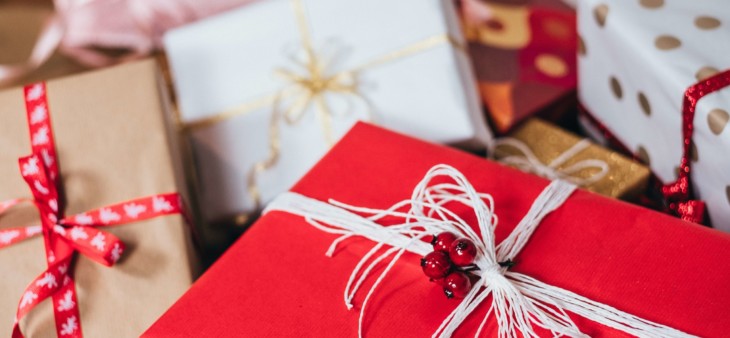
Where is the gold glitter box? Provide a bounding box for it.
[494,118,650,200]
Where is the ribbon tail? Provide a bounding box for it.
[11,257,75,338]
[509,272,698,338]
[660,70,730,225]
[282,88,313,124]
[248,96,284,210]
[0,16,64,86]
[0,198,32,214]
[0,199,43,249]
[314,94,335,146]
[661,176,706,224]
[0,225,43,249]
[51,274,83,338]
[435,284,492,338]
[661,176,690,202]
[676,200,706,224]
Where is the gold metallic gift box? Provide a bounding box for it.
[495,119,650,200]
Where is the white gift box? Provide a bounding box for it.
[578,0,730,230]
[164,0,492,222]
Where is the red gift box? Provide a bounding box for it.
[462,0,577,132]
[143,123,730,337]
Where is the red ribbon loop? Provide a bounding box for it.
[661,69,730,224]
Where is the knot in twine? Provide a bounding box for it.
[494,138,609,187]
[265,164,695,338]
[273,42,365,132]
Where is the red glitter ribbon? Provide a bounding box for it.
[581,70,730,225]
[661,70,730,224]
[0,83,185,338]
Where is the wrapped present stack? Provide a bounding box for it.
[1,0,728,337]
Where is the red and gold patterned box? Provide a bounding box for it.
[460,0,577,132]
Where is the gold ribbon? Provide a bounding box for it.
[182,0,465,213]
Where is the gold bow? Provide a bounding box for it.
[182,0,465,215]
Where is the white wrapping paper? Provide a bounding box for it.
[164,0,492,223]
[578,0,730,231]
[164,0,491,220]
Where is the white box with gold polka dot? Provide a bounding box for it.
[578,0,730,231]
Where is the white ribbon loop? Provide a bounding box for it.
[495,138,609,187]
[264,164,695,338]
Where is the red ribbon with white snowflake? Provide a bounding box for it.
[0,82,185,338]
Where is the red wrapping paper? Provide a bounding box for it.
[143,123,730,337]
[462,0,577,132]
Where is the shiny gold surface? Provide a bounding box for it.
[495,119,650,200]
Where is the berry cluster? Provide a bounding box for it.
[420,232,478,299]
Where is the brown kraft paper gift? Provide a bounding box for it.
[0,59,198,337]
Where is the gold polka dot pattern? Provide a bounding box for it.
[708,109,729,135]
[594,4,609,27]
[638,92,651,116]
[655,35,681,50]
[695,16,721,30]
[636,146,651,166]
[535,54,569,78]
[639,0,664,9]
[610,76,623,99]
[696,67,720,81]
[578,35,587,56]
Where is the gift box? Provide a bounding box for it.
[494,118,650,200]
[144,122,730,337]
[578,1,730,229]
[0,0,262,89]
[0,3,88,88]
[0,60,198,337]
[163,0,493,224]
[460,0,577,132]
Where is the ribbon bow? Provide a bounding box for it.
[0,0,255,85]
[494,137,609,186]
[269,40,371,149]
[183,0,462,211]
[660,69,730,224]
[265,164,695,338]
[0,83,184,338]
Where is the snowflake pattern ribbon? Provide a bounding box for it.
[0,82,185,338]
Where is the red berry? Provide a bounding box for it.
[431,232,458,252]
[449,238,477,266]
[421,251,452,279]
[443,271,471,299]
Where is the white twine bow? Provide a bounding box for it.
[494,138,609,187]
[264,164,695,338]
